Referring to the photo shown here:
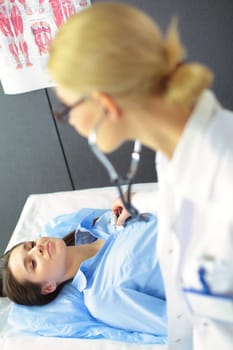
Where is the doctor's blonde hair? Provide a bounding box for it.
[48,2,213,106]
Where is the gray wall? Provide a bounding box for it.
[1,0,232,252]
[0,86,74,252]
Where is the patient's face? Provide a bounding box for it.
[8,237,67,292]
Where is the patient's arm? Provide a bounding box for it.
[86,286,167,336]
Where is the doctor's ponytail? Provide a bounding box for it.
[162,20,213,106]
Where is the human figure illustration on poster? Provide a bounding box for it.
[48,0,75,27]
[31,21,52,55]
[0,0,32,69]
[0,0,91,94]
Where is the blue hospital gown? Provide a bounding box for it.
[72,209,167,337]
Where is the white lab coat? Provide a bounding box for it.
[132,90,233,350]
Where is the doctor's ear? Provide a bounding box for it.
[41,282,57,295]
[92,92,122,121]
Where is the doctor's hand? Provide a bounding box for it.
[112,192,135,226]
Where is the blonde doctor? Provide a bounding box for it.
[48,3,233,350]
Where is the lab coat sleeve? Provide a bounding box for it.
[156,151,169,184]
[86,286,167,336]
[131,152,169,215]
[132,190,159,215]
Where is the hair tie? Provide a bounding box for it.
[166,60,186,80]
[161,61,186,90]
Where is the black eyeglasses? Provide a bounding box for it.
[53,96,87,122]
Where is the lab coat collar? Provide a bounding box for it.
[166,90,221,201]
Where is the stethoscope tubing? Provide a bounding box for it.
[88,115,144,219]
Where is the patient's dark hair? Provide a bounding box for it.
[0,231,75,306]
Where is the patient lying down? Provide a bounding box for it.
[0,208,167,341]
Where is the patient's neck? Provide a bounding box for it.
[62,240,104,283]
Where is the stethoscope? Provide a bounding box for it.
[88,115,148,222]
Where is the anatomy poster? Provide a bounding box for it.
[0,0,91,94]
